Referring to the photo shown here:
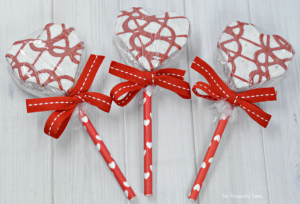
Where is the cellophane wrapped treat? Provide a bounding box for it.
[6,24,136,200]
[188,21,295,201]
[114,7,190,72]
[6,23,84,97]
[111,7,191,196]
[216,21,295,92]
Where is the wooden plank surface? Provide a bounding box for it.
[0,0,299,203]
[0,1,53,204]
[249,1,300,204]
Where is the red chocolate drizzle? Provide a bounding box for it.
[117,7,188,71]
[218,21,294,86]
[6,23,84,93]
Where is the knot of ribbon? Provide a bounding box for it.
[26,55,112,139]
[109,61,191,106]
[191,56,277,128]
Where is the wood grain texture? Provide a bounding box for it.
[249,0,300,203]
[0,0,53,204]
[0,0,299,203]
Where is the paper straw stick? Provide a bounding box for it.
[79,109,136,201]
[143,86,152,196]
[188,115,230,201]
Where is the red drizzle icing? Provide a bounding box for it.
[117,7,188,71]
[6,23,84,93]
[218,21,294,86]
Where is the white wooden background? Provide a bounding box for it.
[0,0,299,203]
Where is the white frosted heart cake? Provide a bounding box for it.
[114,7,190,71]
[6,23,84,96]
[217,21,295,91]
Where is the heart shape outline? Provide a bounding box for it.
[115,7,190,71]
[5,23,84,93]
[214,135,220,142]
[144,119,150,126]
[109,161,116,169]
[193,184,200,191]
[146,142,152,149]
[123,181,130,187]
[218,21,294,90]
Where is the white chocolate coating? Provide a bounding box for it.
[6,23,84,94]
[115,7,190,71]
[218,21,294,90]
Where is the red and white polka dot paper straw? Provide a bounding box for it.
[143,87,153,196]
[189,115,230,201]
[79,109,136,200]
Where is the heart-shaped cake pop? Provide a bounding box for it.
[115,7,190,71]
[6,23,84,95]
[217,21,295,90]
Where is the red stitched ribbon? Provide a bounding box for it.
[26,55,112,139]
[109,61,191,105]
[191,56,277,128]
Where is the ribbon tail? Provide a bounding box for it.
[237,88,277,103]
[44,109,74,139]
[156,75,191,99]
[109,61,147,85]
[239,100,272,128]
[26,97,76,113]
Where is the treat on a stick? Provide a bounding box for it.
[25,54,135,200]
[189,21,295,201]
[112,6,191,196]
[5,25,135,200]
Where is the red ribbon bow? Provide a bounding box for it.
[191,56,277,128]
[26,55,112,138]
[109,61,191,106]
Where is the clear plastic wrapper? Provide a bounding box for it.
[6,22,86,127]
[112,7,191,196]
[114,7,191,72]
[6,23,85,97]
[216,21,295,92]
[209,100,238,123]
[189,21,296,201]
[211,21,295,122]
[6,25,136,200]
